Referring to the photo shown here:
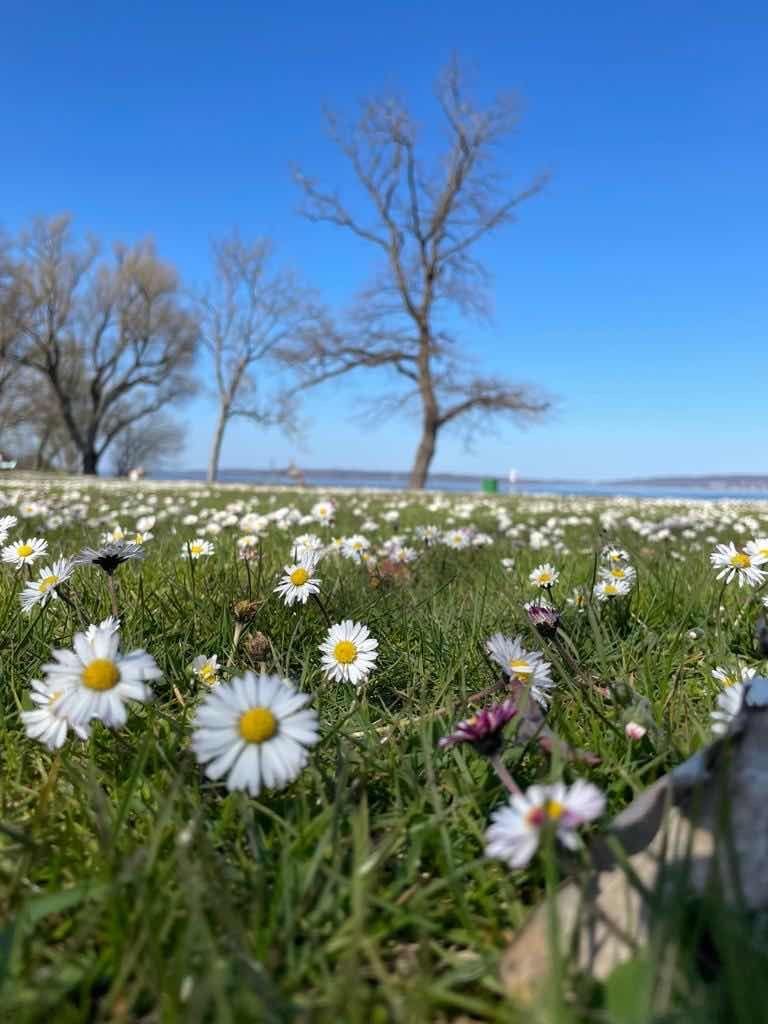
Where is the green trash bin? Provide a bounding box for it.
[481,478,498,493]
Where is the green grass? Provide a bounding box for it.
[1,479,767,1022]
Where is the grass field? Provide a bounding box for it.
[1,476,767,1023]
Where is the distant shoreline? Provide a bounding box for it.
[163,468,768,491]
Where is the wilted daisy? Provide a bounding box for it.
[485,633,555,706]
[485,780,605,869]
[2,536,48,567]
[41,622,162,728]
[274,556,321,606]
[183,537,214,560]
[191,672,320,795]
[20,679,91,750]
[710,542,767,587]
[524,601,560,639]
[593,578,631,601]
[192,654,220,686]
[319,620,378,685]
[76,541,145,575]
[529,563,559,589]
[20,557,75,612]
[439,700,517,755]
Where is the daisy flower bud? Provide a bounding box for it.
[523,602,560,639]
[439,700,517,757]
[624,721,647,741]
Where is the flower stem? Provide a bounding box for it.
[106,573,120,618]
[311,592,332,626]
[490,753,522,796]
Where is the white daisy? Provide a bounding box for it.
[191,672,320,796]
[529,563,559,588]
[710,542,767,587]
[191,654,220,686]
[746,537,768,561]
[485,633,555,707]
[485,780,606,869]
[20,679,91,750]
[182,537,215,559]
[711,664,756,689]
[274,557,321,606]
[19,558,75,612]
[598,564,636,585]
[593,578,631,601]
[341,534,370,562]
[319,620,379,685]
[41,623,162,728]
[2,536,48,567]
[443,528,471,550]
[311,499,336,525]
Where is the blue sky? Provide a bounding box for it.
[2,2,767,479]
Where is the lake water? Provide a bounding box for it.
[154,469,768,502]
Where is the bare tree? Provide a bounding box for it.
[110,411,185,477]
[198,233,317,482]
[289,59,551,487]
[12,215,199,474]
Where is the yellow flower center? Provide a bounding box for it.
[604,584,618,594]
[290,567,309,586]
[38,575,59,593]
[190,543,204,555]
[722,675,736,687]
[82,658,120,691]
[334,640,358,664]
[508,658,531,675]
[538,572,552,583]
[16,544,34,557]
[239,706,277,743]
[611,567,626,578]
[545,799,564,820]
[730,552,751,568]
[199,663,217,684]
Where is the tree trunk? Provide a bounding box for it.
[207,404,229,483]
[409,417,438,489]
[81,447,99,475]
